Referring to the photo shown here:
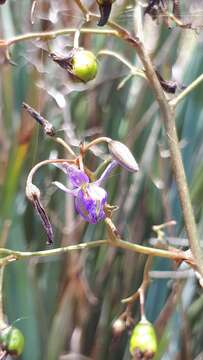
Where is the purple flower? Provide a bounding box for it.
[75,184,107,224]
[27,141,139,244]
[53,161,118,224]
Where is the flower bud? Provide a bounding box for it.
[51,49,98,83]
[130,320,157,359]
[0,326,25,357]
[108,140,139,172]
[112,318,126,337]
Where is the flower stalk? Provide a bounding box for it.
[0,0,202,277]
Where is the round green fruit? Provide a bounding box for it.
[71,50,98,83]
[130,320,157,358]
[0,326,25,357]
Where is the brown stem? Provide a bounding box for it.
[122,256,152,305]
[105,218,193,262]
[103,21,203,276]
[73,3,203,276]
[0,2,201,274]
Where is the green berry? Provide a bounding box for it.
[71,50,98,83]
[0,326,25,357]
[130,320,157,359]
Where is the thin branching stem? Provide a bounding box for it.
[2,28,119,47]
[82,137,111,152]
[26,158,76,187]
[0,236,193,267]
[0,3,202,274]
[53,138,76,157]
[0,240,108,261]
[122,256,153,305]
[170,74,203,107]
[97,50,146,79]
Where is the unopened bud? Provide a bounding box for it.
[130,320,157,359]
[108,140,139,172]
[112,318,126,337]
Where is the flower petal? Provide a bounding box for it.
[96,160,118,186]
[67,166,89,187]
[52,181,78,196]
[75,183,107,224]
[54,163,89,188]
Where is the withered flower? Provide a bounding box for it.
[26,183,54,245]
[96,0,116,26]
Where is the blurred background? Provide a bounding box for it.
[0,0,203,359]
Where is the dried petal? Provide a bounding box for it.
[144,0,165,16]
[97,2,112,26]
[97,0,116,26]
[22,103,55,136]
[155,71,178,94]
[108,140,139,172]
[26,183,53,244]
[50,51,74,71]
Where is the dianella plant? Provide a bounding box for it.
[0,0,203,359]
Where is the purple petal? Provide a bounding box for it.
[52,181,78,196]
[54,163,89,188]
[75,183,107,224]
[96,160,118,186]
[67,166,89,188]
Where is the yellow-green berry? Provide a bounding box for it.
[130,320,157,359]
[0,326,25,357]
[71,50,98,83]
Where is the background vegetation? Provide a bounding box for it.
[0,0,203,359]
